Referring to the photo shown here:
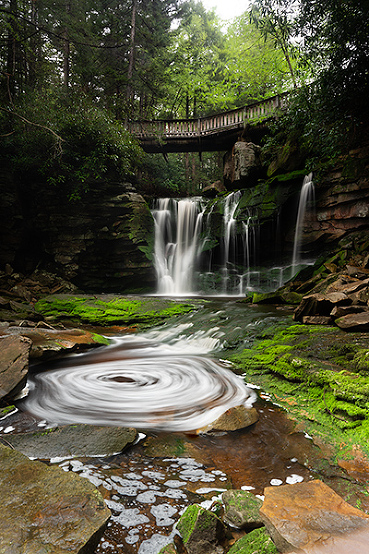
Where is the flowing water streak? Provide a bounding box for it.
[291,173,315,277]
[20,326,256,432]
[152,198,205,294]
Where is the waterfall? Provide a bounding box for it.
[221,191,242,293]
[152,198,205,294]
[291,173,315,277]
[152,193,291,296]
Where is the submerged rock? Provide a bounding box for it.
[260,479,369,553]
[0,443,111,554]
[222,489,263,530]
[5,424,137,459]
[195,406,258,434]
[0,335,31,403]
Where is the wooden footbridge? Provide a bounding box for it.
[128,92,289,153]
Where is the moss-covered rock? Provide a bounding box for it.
[228,528,278,554]
[176,504,226,554]
[229,323,369,459]
[222,489,263,529]
[35,294,196,327]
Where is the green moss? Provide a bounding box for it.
[177,505,222,545]
[0,405,16,416]
[91,333,110,345]
[35,294,196,327]
[354,349,369,372]
[229,323,369,459]
[228,528,278,554]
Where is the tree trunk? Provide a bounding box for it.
[126,0,137,108]
[63,1,71,89]
[6,0,18,99]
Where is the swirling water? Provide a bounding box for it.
[19,303,266,431]
[8,301,322,554]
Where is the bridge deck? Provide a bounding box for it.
[129,92,289,153]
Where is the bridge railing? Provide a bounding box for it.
[128,92,289,139]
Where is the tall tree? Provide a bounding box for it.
[250,0,298,88]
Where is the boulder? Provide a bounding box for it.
[4,424,137,459]
[0,335,31,403]
[228,528,278,554]
[302,316,333,325]
[195,406,259,434]
[335,311,369,330]
[294,292,351,322]
[224,141,262,187]
[0,326,108,359]
[176,504,226,554]
[260,479,369,553]
[0,443,111,554]
[330,305,367,318]
[222,489,263,530]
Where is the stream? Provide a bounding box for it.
[0,299,343,553]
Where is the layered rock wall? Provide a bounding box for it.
[223,140,369,260]
[0,177,155,293]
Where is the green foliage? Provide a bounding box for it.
[1,90,142,199]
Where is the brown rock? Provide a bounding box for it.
[195,405,258,434]
[335,311,369,330]
[0,443,111,554]
[330,305,367,318]
[202,180,227,197]
[0,327,106,359]
[302,316,332,325]
[260,480,369,553]
[324,292,351,304]
[4,424,137,459]
[222,489,263,529]
[0,335,31,403]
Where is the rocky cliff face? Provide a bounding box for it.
[0,177,155,293]
[222,140,369,262]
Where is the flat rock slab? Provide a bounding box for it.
[260,479,369,553]
[0,335,31,402]
[0,443,111,554]
[1,326,107,359]
[5,424,137,459]
[335,311,369,330]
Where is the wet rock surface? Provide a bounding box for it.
[0,335,31,403]
[0,325,108,359]
[4,424,137,459]
[176,504,226,554]
[260,480,369,553]
[195,405,259,434]
[0,442,111,554]
[222,489,263,530]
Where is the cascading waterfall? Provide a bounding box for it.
[221,191,242,292]
[152,192,298,296]
[291,173,315,277]
[152,198,205,294]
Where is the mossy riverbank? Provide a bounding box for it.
[229,322,369,462]
[34,294,197,327]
